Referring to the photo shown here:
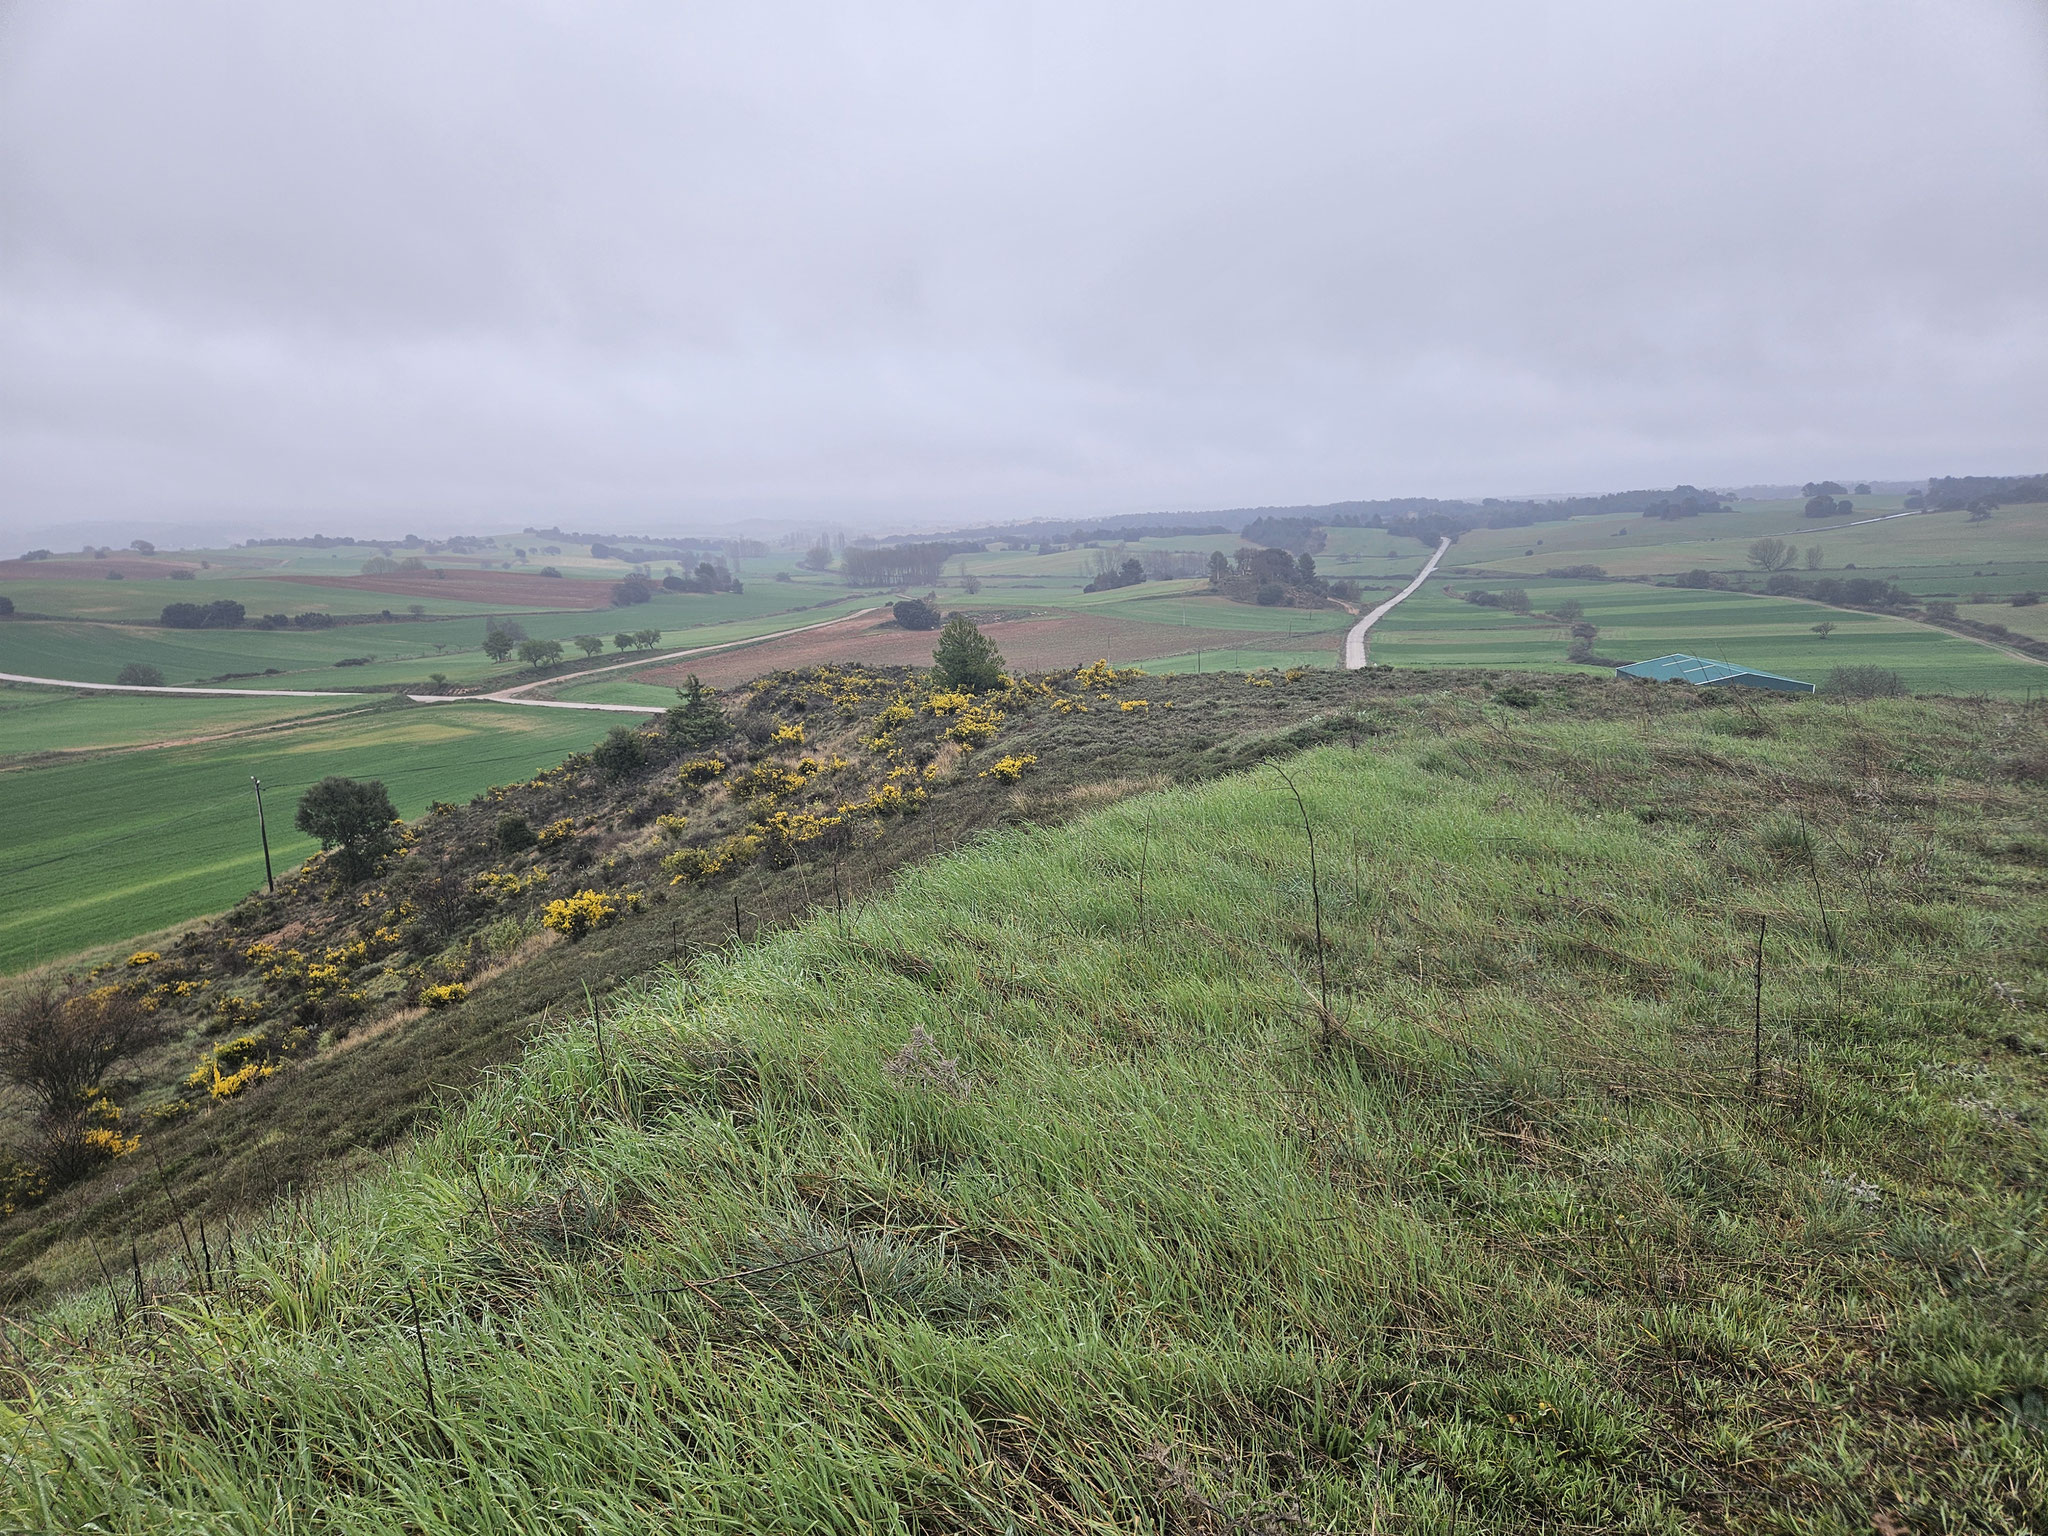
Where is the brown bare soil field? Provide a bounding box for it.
[631,611,1340,688]
[267,571,619,609]
[0,559,204,580]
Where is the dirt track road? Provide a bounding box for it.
[0,609,884,720]
[1343,538,1451,668]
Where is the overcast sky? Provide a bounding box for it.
[2,1,2045,543]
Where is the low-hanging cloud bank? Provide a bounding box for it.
[2,1,2044,539]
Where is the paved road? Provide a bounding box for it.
[1343,537,1451,669]
[1,608,883,716]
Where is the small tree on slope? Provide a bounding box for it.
[932,615,1005,692]
[295,776,400,883]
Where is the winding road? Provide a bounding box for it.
[1343,537,1451,668]
[0,608,883,716]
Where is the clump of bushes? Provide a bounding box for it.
[979,753,1037,782]
[497,815,538,853]
[1821,665,1907,699]
[0,985,162,1187]
[541,889,621,939]
[187,1033,279,1100]
[677,757,728,788]
[1463,587,1531,613]
[592,725,650,782]
[892,597,942,631]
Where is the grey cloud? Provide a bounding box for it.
[2,0,2044,542]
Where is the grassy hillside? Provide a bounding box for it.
[3,681,2045,1530]
[0,661,1391,1284]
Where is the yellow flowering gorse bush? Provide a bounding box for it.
[541,888,620,939]
[979,753,1037,782]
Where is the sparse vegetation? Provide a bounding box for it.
[1820,664,1907,698]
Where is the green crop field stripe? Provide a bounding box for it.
[0,704,622,971]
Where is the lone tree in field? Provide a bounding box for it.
[1811,621,1836,640]
[296,776,399,883]
[0,985,162,1183]
[932,615,1005,692]
[665,674,730,747]
[116,662,165,687]
[1747,537,1797,571]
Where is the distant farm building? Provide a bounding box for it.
[1614,654,1814,693]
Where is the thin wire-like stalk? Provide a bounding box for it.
[1266,762,1327,1018]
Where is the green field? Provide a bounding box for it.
[0,699,622,973]
[0,584,871,694]
[1451,499,2048,581]
[0,687,365,757]
[0,575,540,624]
[1370,580,2044,694]
[0,586,892,974]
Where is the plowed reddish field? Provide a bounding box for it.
[630,612,1340,688]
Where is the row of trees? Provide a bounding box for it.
[840,543,961,588]
[159,599,246,629]
[1745,538,1825,571]
[481,621,663,665]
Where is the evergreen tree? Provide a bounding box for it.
[932,616,1005,692]
[664,674,730,747]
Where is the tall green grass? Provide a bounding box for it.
[4,702,2044,1531]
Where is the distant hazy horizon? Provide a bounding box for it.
[4,3,2044,541]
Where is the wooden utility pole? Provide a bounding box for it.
[251,776,275,894]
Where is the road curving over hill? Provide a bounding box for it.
[1342,536,1451,668]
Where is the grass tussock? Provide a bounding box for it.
[3,698,2047,1532]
